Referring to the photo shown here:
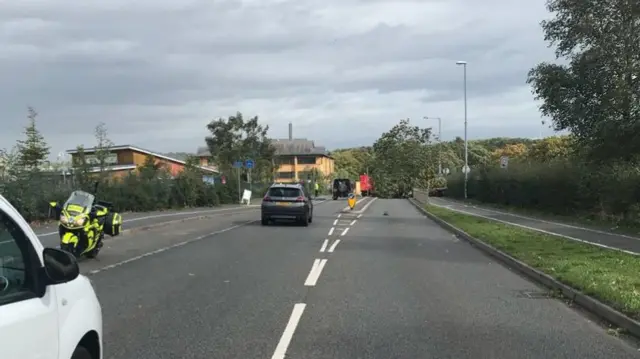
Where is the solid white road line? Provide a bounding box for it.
[328,239,340,252]
[271,303,307,359]
[341,197,374,211]
[429,202,640,256]
[328,227,334,236]
[350,219,357,225]
[431,198,640,240]
[36,206,260,238]
[27,199,330,241]
[341,227,349,236]
[358,197,377,213]
[320,239,328,252]
[304,259,327,286]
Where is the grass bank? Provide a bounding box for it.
[426,204,640,321]
[449,197,640,238]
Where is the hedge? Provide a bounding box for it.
[445,160,640,226]
[0,170,270,223]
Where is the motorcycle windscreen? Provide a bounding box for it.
[63,190,95,215]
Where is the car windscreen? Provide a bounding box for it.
[333,179,349,188]
[334,179,351,189]
[268,187,302,198]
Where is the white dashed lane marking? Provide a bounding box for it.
[320,239,328,252]
[273,198,377,359]
[271,303,306,359]
[328,240,340,252]
[304,259,327,286]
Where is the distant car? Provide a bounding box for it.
[261,183,314,226]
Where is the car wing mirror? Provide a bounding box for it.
[42,248,79,285]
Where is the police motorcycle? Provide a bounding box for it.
[49,184,122,259]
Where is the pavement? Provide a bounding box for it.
[72,195,640,359]
[427,197,640,255]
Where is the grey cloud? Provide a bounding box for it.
[0,0,554,154]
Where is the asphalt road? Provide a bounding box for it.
[81,196,638,359]
[32,204,261,248]
[428,197,640,255]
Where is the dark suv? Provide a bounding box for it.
[261,183,314,226]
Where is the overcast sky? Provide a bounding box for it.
[0,0,556,158]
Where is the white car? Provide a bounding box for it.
[0,194,103,359]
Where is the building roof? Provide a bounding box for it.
[196,146,211,156]
[271,139,331,157]
[67,145,218,173]
[197,139,332,158]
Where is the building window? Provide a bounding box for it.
[298,171,317,180]
[277,171,295,179]
[297,156,316,165]
[275,157,295,165]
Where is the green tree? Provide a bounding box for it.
[370,118,435,198]
[205,112,277,183]
[445,137,492,170]
[0,147,18,182]
[93,122,114,176]
[180,155,210,205]
[332,147,372,179]
[491,143,529,164]
[527,136,573,162]
[138,155,162,181]
[474,137,535,153]
[14,107,50,172]
[527,0,640,161]
[71,145,92,190]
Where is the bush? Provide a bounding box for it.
[445,159,640,226]
[0,169,267,223]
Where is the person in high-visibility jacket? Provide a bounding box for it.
[314,182,319,198]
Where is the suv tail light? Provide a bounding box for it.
[295,196,305,202]
[263,196,272,202]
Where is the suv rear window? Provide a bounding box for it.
[267,187,302,198]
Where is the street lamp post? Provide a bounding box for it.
[423,116,442,175]
[456,60,468,199]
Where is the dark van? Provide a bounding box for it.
[332,178,352,200]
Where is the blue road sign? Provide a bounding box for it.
[233,160,243,168]
[245,159,254,169]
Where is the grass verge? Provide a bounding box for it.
[426,204,640,321]
[451,198,640,237]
